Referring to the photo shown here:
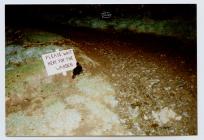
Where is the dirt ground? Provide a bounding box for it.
[5,28,197,136]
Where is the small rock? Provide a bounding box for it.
[144,115,148,120]
[148,79,160,88]
[146,70,151,73]
[160,54,166,57]
[120,119,126,124]
[180,61,185,64]
[175,116,182,121]
[128,106,139,117]
[152,107,181,126]
[182,112,189,117]
[170,129,175,133]
[164,87,171,91]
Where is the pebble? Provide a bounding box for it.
[164,87,171,91]
[175,116,182,121]
[144,115,148,120]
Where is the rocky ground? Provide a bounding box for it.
[5,28,197,136]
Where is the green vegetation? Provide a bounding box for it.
[25,31,63,42]
[67,17,196,40]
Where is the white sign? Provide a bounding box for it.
[42,49,77,76]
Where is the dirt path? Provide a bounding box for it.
[68,29,197,135]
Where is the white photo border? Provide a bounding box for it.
[1,0,203,140]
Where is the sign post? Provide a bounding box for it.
[42,49,77,76]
